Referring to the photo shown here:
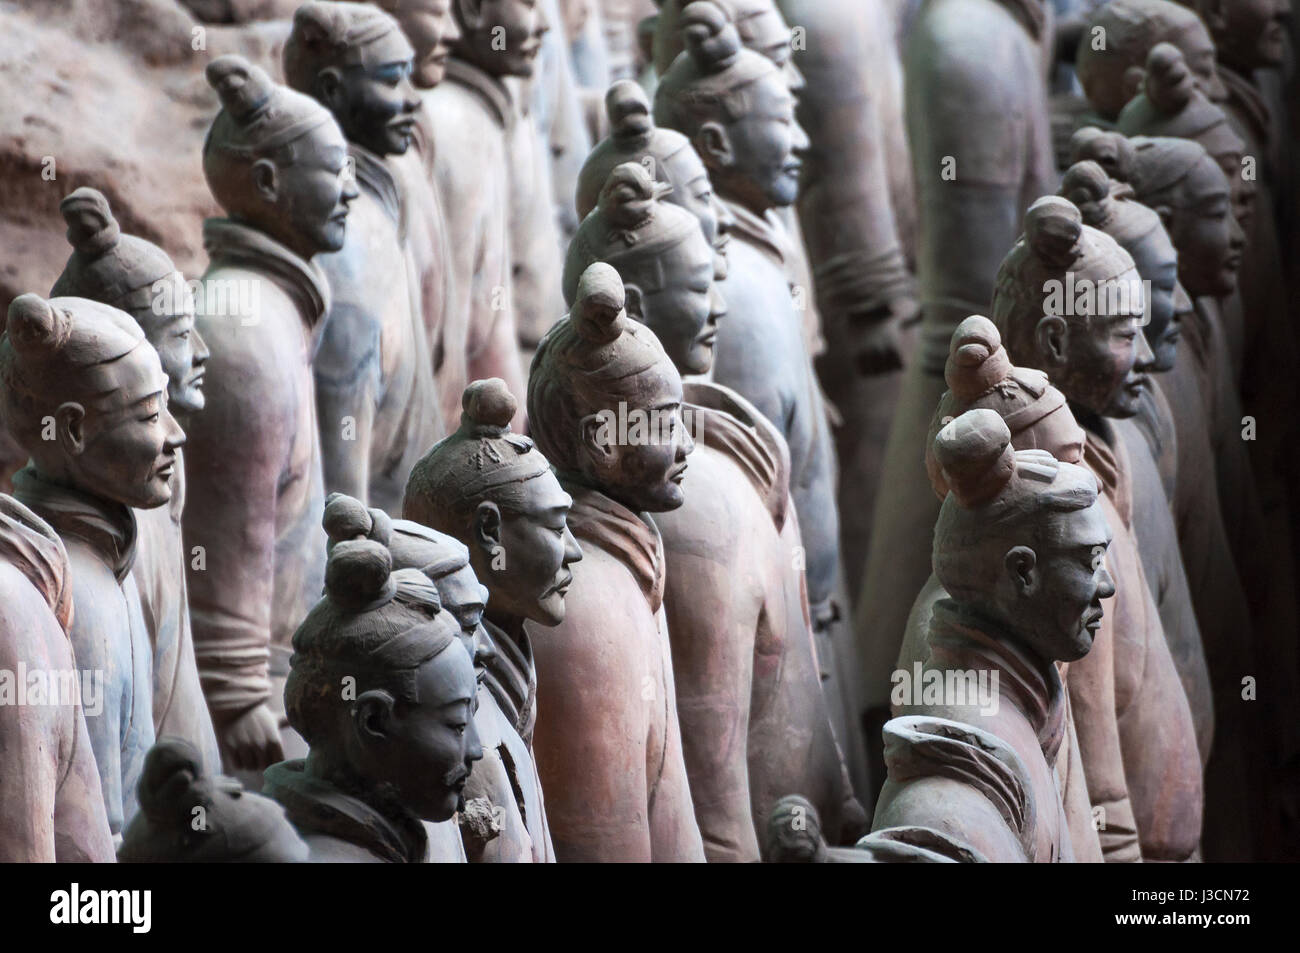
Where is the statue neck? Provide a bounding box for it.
[10,465,138,585]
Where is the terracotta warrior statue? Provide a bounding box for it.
[283,1,443,515]
[652,4,861,784]
[333,472,564,863]
[51,187,221,774]
[873,409,1115,863]
[1056,161,1212,757]
[263,537,482,862]
[0,493,114,861]
[1075,0,1226,123]
[118,738,308,862]
[565,163,863,859]
[525,262,705,861]
[993,195,1203,861]
[891,316,1103,863]
[1,293,183,835]
[404,379,583,861]
[423,0,542,430]
[851,0,1057,784]
[183,55,356,777]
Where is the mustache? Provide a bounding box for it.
[443,763,470,787]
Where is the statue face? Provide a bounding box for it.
[257,124,356,257]
[710,72,808,213]
[434,563,490,663]
[626,228,726,376]
[134,275,209,416]
[1177,19,1229,103]
[1124,226,1181,374]
[395,0,462,87]
[380,642,482,821]
[1051,269,1154,419]
[466,0,546,78]
[736,5,803,94]
[1002,502,1115,663]
[1211,0,1292,70]
[63,347,186,509]
[327,46,422,157]
[1160,156,1244,298]
[473,471,583,626]
[662,148,729,262]
[582,364,695,513]
[1148,281,1190,373]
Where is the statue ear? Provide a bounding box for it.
[472,500,503,561]
[312,67,346,113]
[1121,66,1146,105]
[579,411,618,471]
[251,158,280,203]
[622,282,645,321]
[1004,546,1038,595]
[1034,315,1069,368]
[694,121,734,170]
[1152,203,1175,233]
[352,689,397,742]
[54,402,86,458]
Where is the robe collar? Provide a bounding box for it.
[1219,65,1272,154]
[561,481,666,615]
[1081,417,1132,528]
[263,760,428,863]
[12,466,138,585]
[719,196,795,269]
[0,492,75,634]
[202,218,331,333]
[444,57,515,132]
[997,0,1047,41]
[481,616,537,746]
[925,598,1067,769]
[349,141,405,233]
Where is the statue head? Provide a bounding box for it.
[1060,160,1183,373]
[118,738,309,863]
[450,0,548,79]
[654,1,808,215]
[1115,43,1254,226]
[202,55,357,260]
[931,409,1114,664]
[1115,135,1244,298]
[576,80,733,273]
[284,1,421,158]
[565,162,724,376]
[405,379,583,627]
[285,537,482,824]
[374,0,463,87]
[0,294,185,509]
[528,262,695,514]
[992,197,1154,420]
[654,0,803,93]
[1179,0,1292,71]
[1076,0,1226,120]
[52,188,208,416]
[926,316,1088,500]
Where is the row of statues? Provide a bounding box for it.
[0,0,1295,862]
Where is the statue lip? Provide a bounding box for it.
[669,461,689,484]
[543,571,574,598]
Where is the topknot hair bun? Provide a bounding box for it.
[322,492,392,551]
[1060,160,1110,209]
[206,55,274,123]
[59,188,120,258]
[1024,197,1084,270]
[945,316,1012,401]
[571,263,626,344]
[5,294,72,357]
[462,377,518,431]
[599,161,668,232]
[682,1,741,71]
[1069,128,1137,184]
[933,409,1015,508]
[324,538,394,612]
[1143,42,1195,115]
[607,80,653,138]
[137,738,205,830]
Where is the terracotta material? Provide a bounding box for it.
[284,2,443,515]
[652,4,861,786]
[993,196,1203,861]
[182,56,356,775]
[2,293,184,835]
[50,187,221,774]
[264,536,482,862]
[525,263,705,861]
[873,409,1115,862]
[0,493,115,861]
[852,0,1056,794]
[118,738,308,862]
[565,163,862,858]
